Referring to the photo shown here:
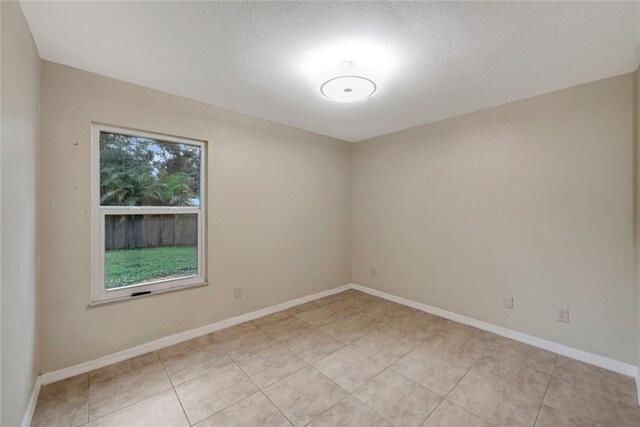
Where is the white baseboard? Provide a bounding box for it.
[37,281,638,401]
[20,375,41,427]
[351,283,638,379]
[39,284,351,385]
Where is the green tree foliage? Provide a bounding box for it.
[100,132,201,206]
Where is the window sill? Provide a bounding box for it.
[88,281,209,307]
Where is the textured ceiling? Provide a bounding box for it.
[21,1,640,142]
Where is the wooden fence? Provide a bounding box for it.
[105,214,197,250]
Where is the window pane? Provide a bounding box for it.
[104,214,198,289]
[100,131,201,207]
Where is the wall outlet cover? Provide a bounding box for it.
[557,307,569,323]
[503,296,514,309]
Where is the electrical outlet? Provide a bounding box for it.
[234,286,243,299]
[503,296,514,309]
[557,307,569,323]
[370,267,376,277]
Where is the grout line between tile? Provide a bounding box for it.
[532,355,559,427]
[346,333,423,367]
[163,335,281,425]
[87,354,175,424]
[157,351,192,426]
[303,394,349,426]
[85,373,91,426]
[171,388,192,427]
[347,391,390,425]
[88,386,173,425]
[434,337,496,425]
[349,366,419,426]
[258,389,296,427]
[299,364,376,425]
[231,344,304,427]
[444,400,497,426]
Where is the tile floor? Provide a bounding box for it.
[31,290,640,426]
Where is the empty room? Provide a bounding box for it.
[2,1,640,426]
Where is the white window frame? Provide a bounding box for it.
[91,124,207,304]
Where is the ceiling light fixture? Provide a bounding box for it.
[320,61,377,103]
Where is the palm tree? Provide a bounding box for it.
[100,166,156,206]
[147,173,197,206]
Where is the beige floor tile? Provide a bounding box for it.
[534,404,597,427]
[553,356,638,406]
[351,331,415,366]
[346,310,393,330]
[543,375,640,426]
[417,335,485,369]
[354,300,392,316]
[321,299,362,316]
[484,337,557,374]
[163,342,233,385]
[390,346,469,396]
[39,294,640,427]
[448,373,540,427]
[357,298,385,307]
[252,311,293,328]
[313,346,385,392]
[352,294,384,306]
[89,362,172,420]
[468,355,551,403]
[88,389,189,427]
[313,292,350,306]
[402,311,444,330]
[432,324,497,355]
[263,366,348,426]
[32,374,89,427]
[237,343,307,388]
[353,290,384,300]
[294,307,342,327]
[423,400,492,427]
[219,328,278,360]
[89,353,159,385]
[380,301,419,319]
[158,335,217,360]
[377,318,433,346]
[421,318,461,335]
[175,362,258,425]
[319,317,373,344]
[283,301,322,315]
[283,329,344,363]
[339,289,366,299]
[309,395,391,427]
[353,369,441,426]
[211,322,259,341]
[195,391,292,427]
[259,316,314,342]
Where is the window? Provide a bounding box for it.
[92,124,206,303]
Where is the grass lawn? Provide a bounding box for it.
[105,245,197,289]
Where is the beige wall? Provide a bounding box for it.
[29,43,640,374]
[636,65,640,377]
[353,74,637,364]
[1,1,41,425]
[38,62,352,372]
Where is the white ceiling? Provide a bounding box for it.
[21,1,640,142]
